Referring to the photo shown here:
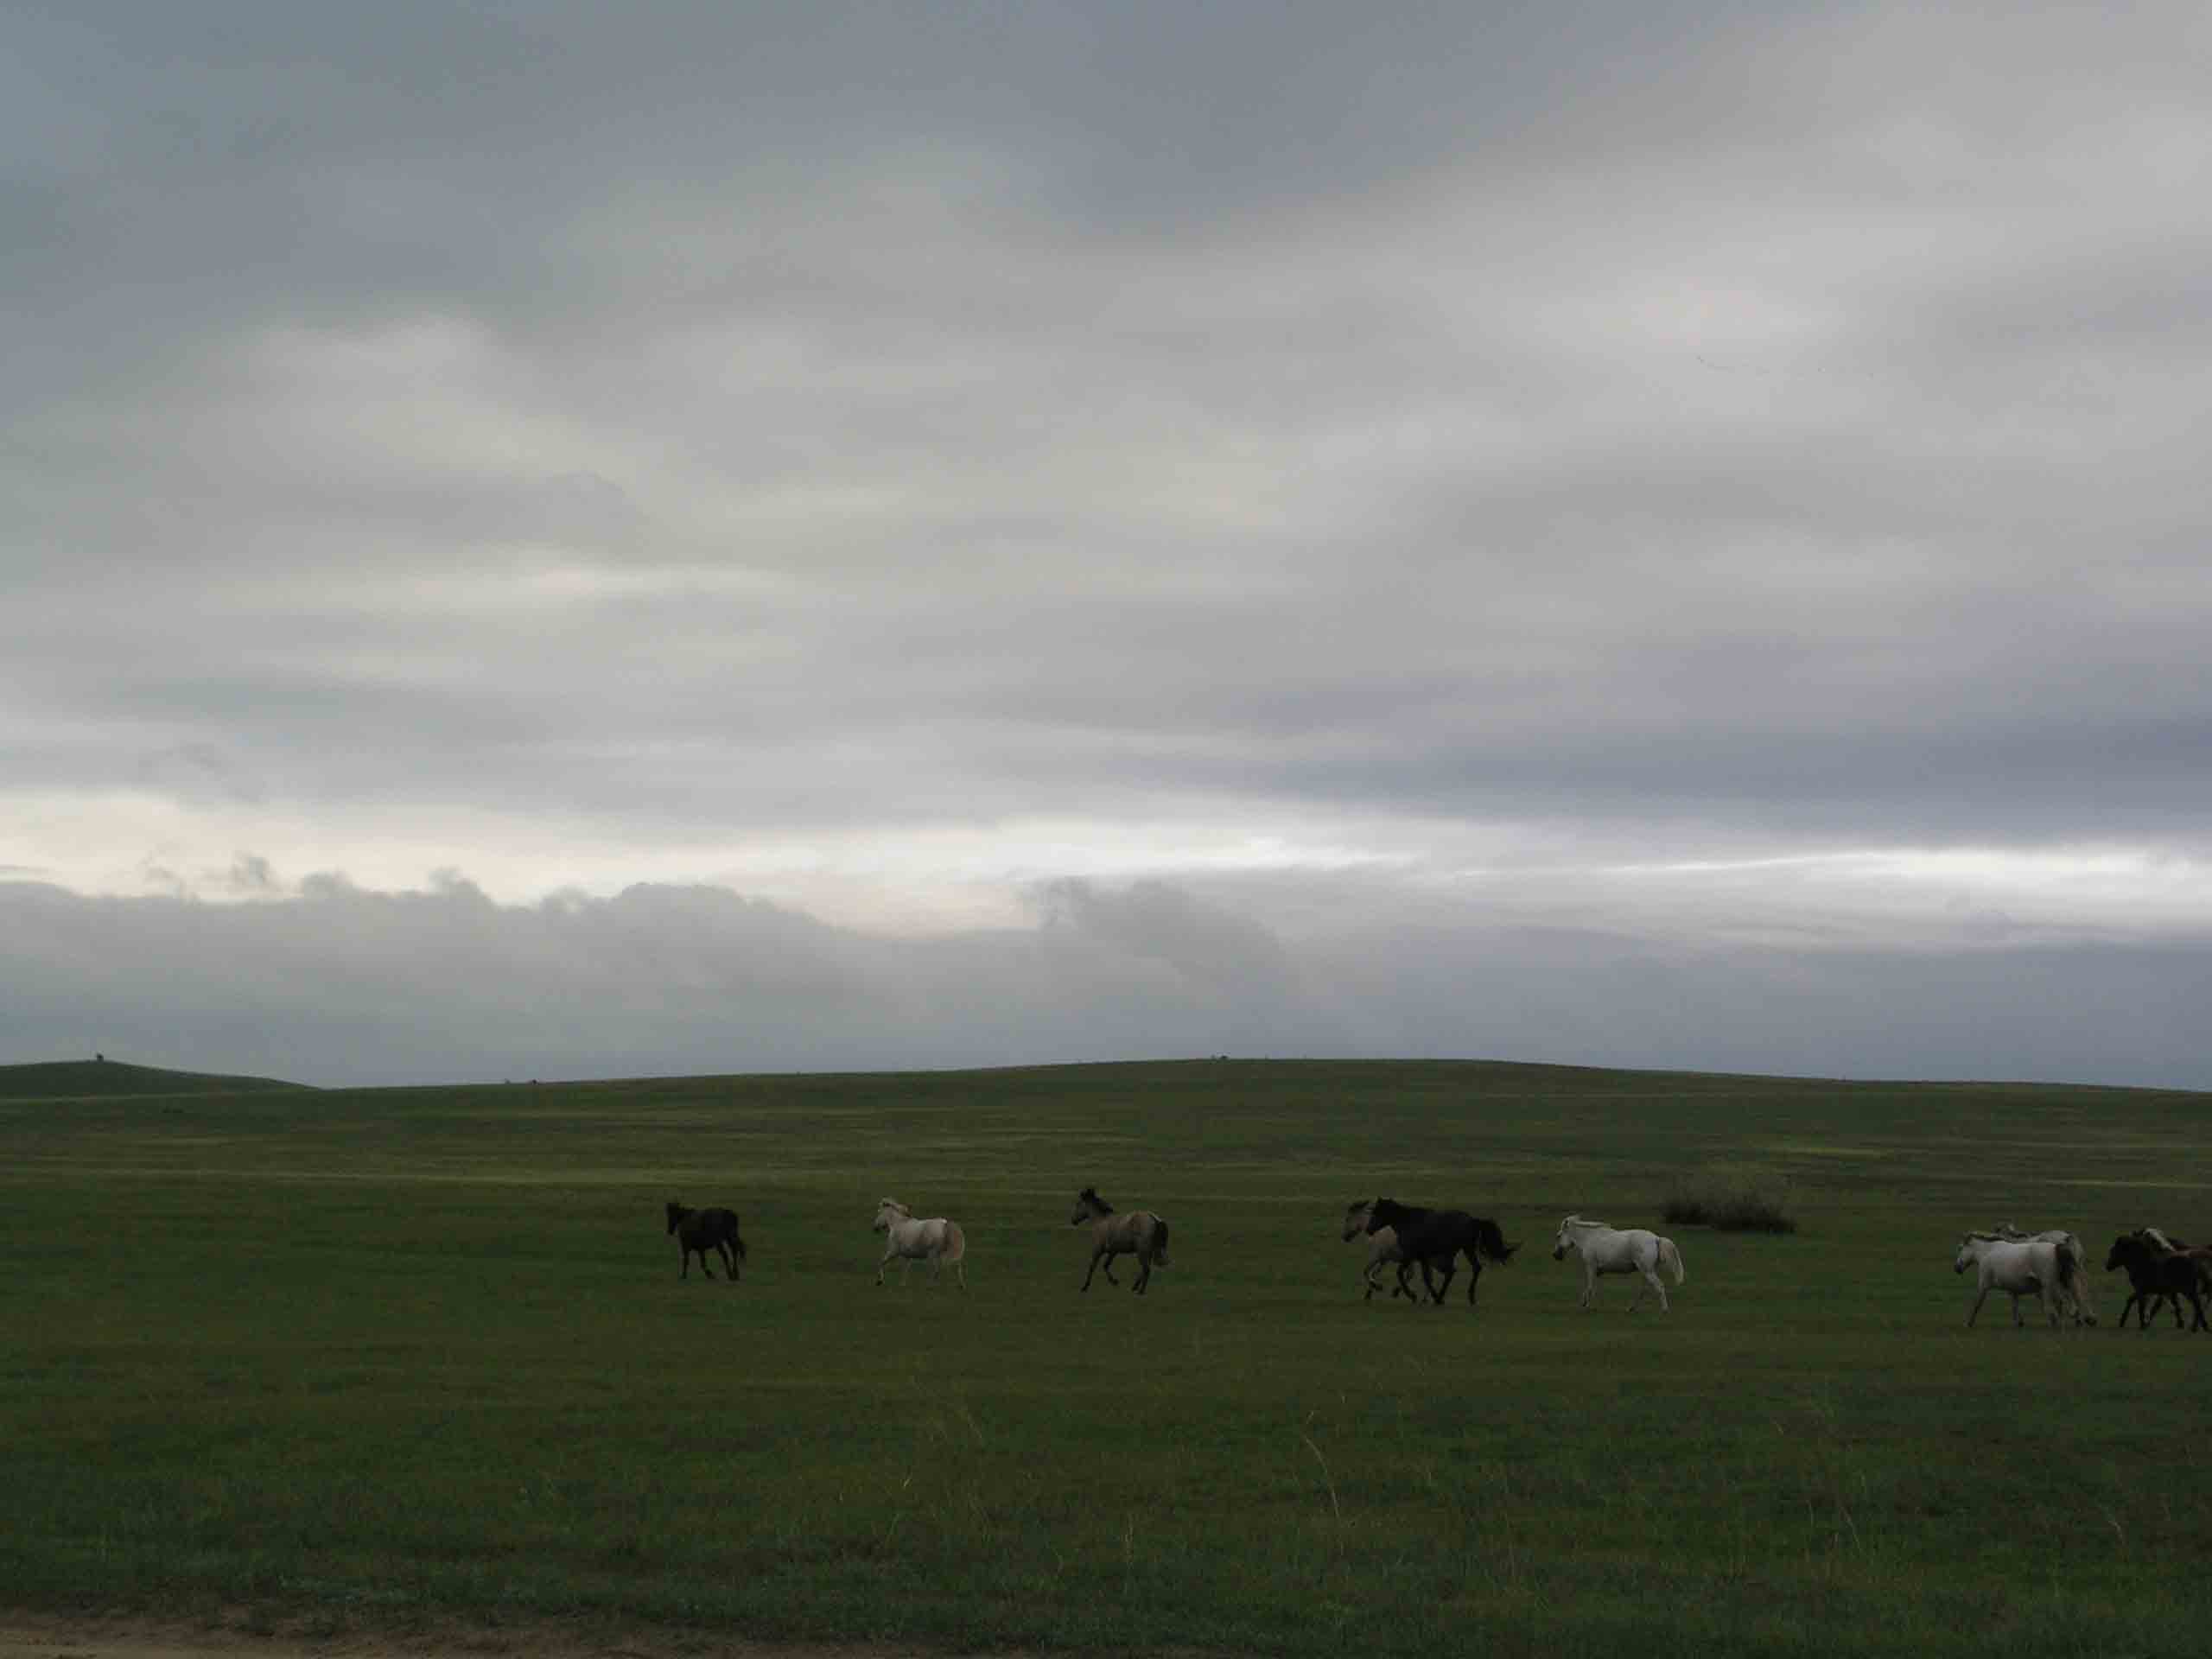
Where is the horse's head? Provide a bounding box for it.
[2105,1235,2137,1272]
[1953,1236,1982,1274]
[1071,1186,1106,1225]
[1552,1215,1581,1261]
[1342,1199,1376,1242]
[665,1200,689,1235]
[873,1198,907,1234]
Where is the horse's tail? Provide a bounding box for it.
[1475,1217,1517,1264]
[730,1224,748,1262]
[1151,1216,1171,1267]
[2056,1238,2089,1322]
[941,1220,967,1263]
[2062,1241,2094,1322]
[1660,1236,1686,1284]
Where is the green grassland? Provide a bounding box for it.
[0,1058,310,1099]
[3,1058,2209,1657]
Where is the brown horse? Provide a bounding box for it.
[1071,1185,1171,1294]
[665,1200,747,1281]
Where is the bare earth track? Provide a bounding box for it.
[0,1621,1027,1659]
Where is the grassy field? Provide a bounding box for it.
[3,1058,2209,1657]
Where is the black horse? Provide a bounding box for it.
[1363,1198,1517,1306]
[665,1200,747,1281]
[2105,1230,2209,1331]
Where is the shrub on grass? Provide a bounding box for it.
[1662,1177,1797,1233]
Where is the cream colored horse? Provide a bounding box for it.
[1341,1198,1418,1301]
[1553,1214,1685,1312]
[1071,1185,1171,1294]
[872,1198,967,1288]
[1989,1224,2096,1325]
[1954,1232,2082,1329]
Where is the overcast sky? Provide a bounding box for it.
[6,2,2211,1088]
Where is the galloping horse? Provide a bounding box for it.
[1552,1215,1684,1312]
[1991,1224,2097,1325]
[872,1198,967,1288]
[1071,1186,1171,1294]
[1341,1199,1421,1302]
[2139,1228,2212,1324]
[665,1200,746,1281]
[1954,1232,2085,1329]
[1363,1198,1517,1307]
[2105,1230,2211,1331]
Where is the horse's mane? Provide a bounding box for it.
[879,1198,912,1217]
[1080,1185,1116,1214]
[1560,1214,1607,1230]
[2139,1226,2183,1252]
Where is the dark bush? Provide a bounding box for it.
[1662,1179,1797,1234]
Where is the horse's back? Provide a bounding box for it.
[1980,1239,2052,1287]
[1589,1226,1662,1269]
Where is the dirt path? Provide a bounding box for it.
[0,1618,998,1659]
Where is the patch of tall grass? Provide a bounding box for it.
[1662,1173,1798,1233]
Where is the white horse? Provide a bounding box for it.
[872,1198,967,1288]
[1341,1198,1419,1302]
[1953,1232,2084,1329]
[1552,1215,1685,1312]
[1989,1224,2096,1325]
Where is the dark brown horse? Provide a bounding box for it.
[2106,1230,2209,1331]
[1363,1198,1517,1307]
[666,1200,747,1281]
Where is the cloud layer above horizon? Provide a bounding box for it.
[6,3,2211,1086]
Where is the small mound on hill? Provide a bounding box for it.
[0,1058,311,1099]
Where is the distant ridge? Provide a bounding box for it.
[0,1058,311,1099]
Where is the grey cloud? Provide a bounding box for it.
[0,876,1337,1085]
[4,874,2209,1090]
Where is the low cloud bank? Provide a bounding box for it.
[3,875,2208,1090]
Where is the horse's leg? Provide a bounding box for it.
[1967,1285,1990,1327]
[1393,1261,1418,1302]
[1464,1253,1482,1308]
[1638,1265,1669,1313]
[876,1244,893,1286]
[1581,1262,1598,1310]
[1135,1249,1151,1294]
[1081,1246,1102,1292]
[1427,1259,1454,1306]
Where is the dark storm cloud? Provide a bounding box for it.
[6,875,2209,1089]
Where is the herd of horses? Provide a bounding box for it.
[671,1196,2212,1328]
[1954,1224,2212,1332]
[667,1191,1673,1310]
